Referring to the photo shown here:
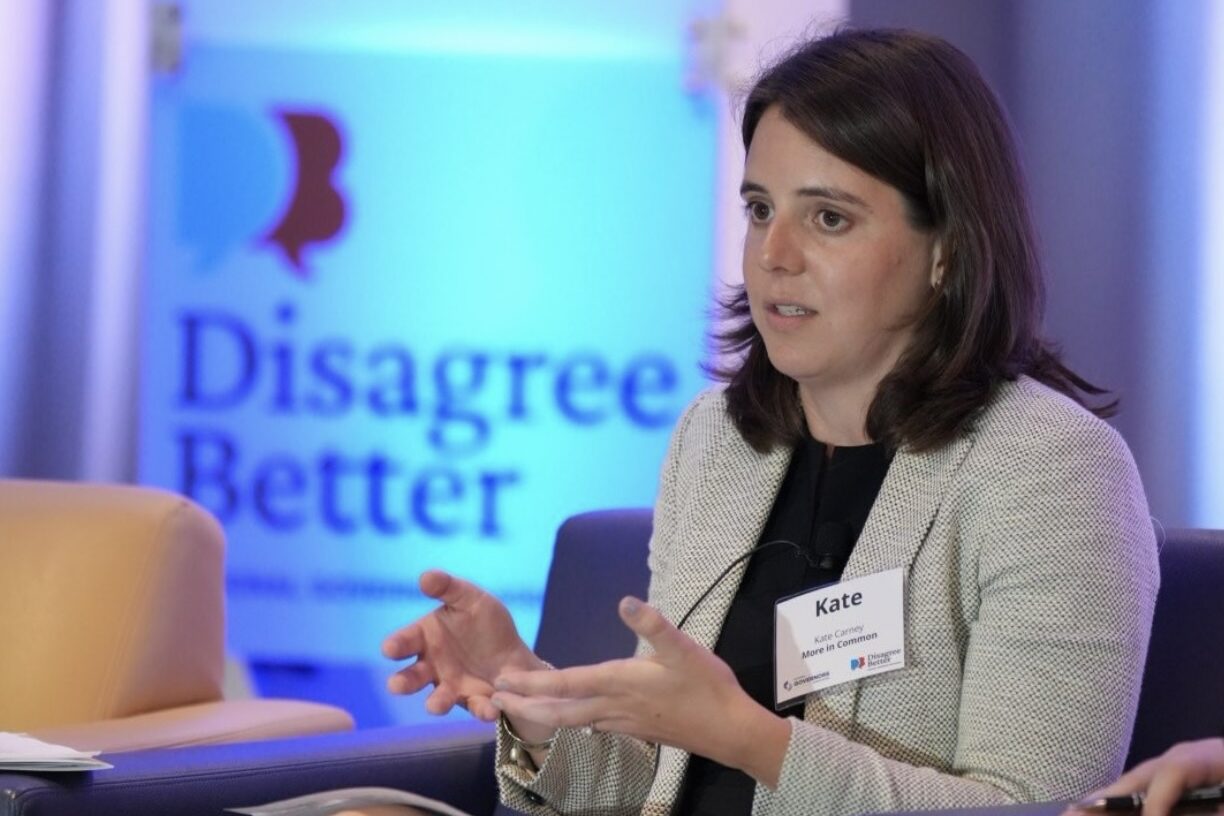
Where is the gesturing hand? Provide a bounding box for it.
[490,596,791,788]
[382,570,544,723]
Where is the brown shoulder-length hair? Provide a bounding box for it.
[715,28,1114,454]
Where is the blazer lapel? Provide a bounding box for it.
[802,433,975,734]
[666,429,791,651]
[648,430,791,810]
[847,434,974,579]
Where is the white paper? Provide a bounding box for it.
[0,732,113,772]
[774,567,907,707]
[227,786,474,816]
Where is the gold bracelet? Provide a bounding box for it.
[498,713,557,750]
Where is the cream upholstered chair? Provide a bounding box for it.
[0,478,354,753]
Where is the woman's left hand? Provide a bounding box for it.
[490,596,791,788]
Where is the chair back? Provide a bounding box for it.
[0,479,226,731]
[1126,527,1224,766]
[0,479,354,752]
[533,508,653,667]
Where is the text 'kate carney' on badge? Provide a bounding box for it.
[773,567,907,708]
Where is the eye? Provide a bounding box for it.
[816,209,848,231]
[743,200,773,224]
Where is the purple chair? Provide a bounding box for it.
[1125,527,1224,767]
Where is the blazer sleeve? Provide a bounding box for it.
[493,391,713,815]
[757,401,1160,815]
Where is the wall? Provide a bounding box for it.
[853,0,1212,526]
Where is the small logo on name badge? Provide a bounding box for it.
[850,656,867,670]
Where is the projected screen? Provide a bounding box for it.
[140,25,718,718]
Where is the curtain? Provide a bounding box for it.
[0,0,146,482]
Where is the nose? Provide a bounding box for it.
[758,217,804,275]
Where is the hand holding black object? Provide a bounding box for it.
[1077,739,1224,816]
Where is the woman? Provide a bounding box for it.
[383,28,1158,816]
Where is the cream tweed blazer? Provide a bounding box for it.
[497,377,1159,816]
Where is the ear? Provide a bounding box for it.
[929,239,945,289]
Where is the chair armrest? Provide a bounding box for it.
[28,698,355,754]
[0,720,496,816]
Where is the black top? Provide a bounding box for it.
[672,436,892,815]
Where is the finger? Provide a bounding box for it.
[419,569,483,607]
[492,690,606,731]
[382,625,425,660]
[387,659,434,695]
[1141,766,1191,816]
[495,663,617,699]
[425,685,460,715]
[467,694,501,723]
[619,596,692,657]
[1094,756,1158,796]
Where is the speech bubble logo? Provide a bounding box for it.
[177,104,280,271]
[262,110,348,277]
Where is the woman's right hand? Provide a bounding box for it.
[382,569,546,723]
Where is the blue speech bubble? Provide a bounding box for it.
[177,103,282,271]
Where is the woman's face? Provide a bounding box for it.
[741,107,940,398]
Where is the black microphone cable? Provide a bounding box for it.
[675,538,825,631]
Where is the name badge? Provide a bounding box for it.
[774,567,907,708]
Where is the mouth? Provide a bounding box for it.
[771,303,813,317]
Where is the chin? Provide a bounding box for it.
[763,351,827,385]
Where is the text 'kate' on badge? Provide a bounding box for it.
[773,567,907,708]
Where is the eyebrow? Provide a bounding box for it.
[739,181,873,212]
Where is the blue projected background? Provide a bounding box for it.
[140,7,718,724]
